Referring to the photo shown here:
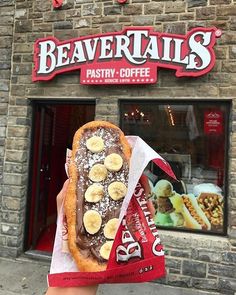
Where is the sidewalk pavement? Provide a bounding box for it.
[0,256,220,295]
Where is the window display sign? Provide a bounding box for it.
[149,179,223,233]
[33,27,221,85]
[204,110,223,134]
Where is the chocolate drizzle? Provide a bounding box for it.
[75,127,129,262]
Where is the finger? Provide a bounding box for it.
[62,178,70,193]
[140,174,151,197]
[57,179,70,213]
[147,200,156,218]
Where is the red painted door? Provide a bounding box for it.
[32,106,54,248]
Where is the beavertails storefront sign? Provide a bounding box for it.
[33,27,221,85]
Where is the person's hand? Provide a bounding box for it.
[45,180,98,295]
[45,285,98,295]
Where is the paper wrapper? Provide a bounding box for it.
[48,136,175,287]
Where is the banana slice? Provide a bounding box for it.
[88,164,107,182]
[100,241,114,260]
[104,153,123,172]
[104,218,119,239]
[86,136,104,153]
[83,210,102,235]
[85,183,104,202]
[108,181,127,201]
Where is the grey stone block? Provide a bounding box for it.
[15,20,32,33]
[82,3,102,16]
[0,61,11,70]
[2,185,26,197]
[219,278,236,295]
[208,263,236,278]
[167,274,192,288]
[165,257,181,270]
[0,0,14,6]
[192,278,218,291]
[34,0,51,12]
[3,173,26,186]
[182,260,207,278]
[7,126,29,138]
[2,196,21,211]
[104,5,122,15]
[144,3,163,14]
[1,224,22,236]
[0,127,6,137]
[187,0,207,8]
[222,252,236,265]
[1,211,22,224]
[165,1,186,13]
[191,249,222,263]
[53,21,73,29]
[5,150,28,162]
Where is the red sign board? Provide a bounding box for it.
[204,110,223,134]
[32,27,221,85]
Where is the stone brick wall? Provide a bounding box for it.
[1,0,236,294]
[0,0,15,255]
[158,232,236,294]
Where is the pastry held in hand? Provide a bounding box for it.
[65,121,131,272]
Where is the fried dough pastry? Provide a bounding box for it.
[65,121,131,272]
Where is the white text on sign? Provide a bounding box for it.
[86,68,150,79]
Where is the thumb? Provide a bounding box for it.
[57,179,69,213]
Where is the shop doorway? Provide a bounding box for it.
[25,101,95,254]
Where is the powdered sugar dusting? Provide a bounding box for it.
[75,127,129,254]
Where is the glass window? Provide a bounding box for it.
[120,100,230,235]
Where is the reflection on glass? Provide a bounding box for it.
[120,102,229,234]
